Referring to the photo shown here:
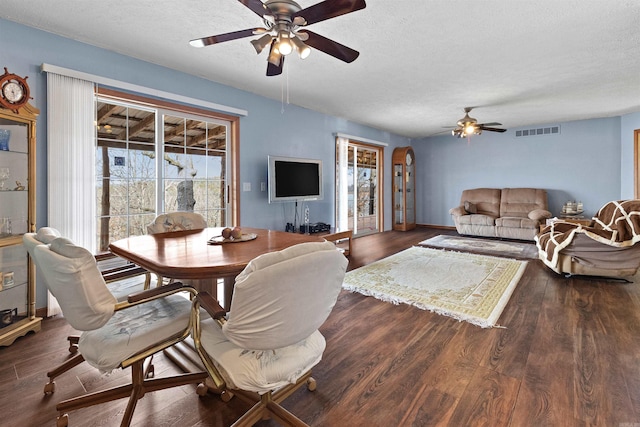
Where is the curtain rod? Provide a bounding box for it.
[41,63,248,117]
[334,133,388,147]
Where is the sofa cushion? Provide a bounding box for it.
[464,201,477,214]
[457,214,496,226]
[496,216,539,229]
[500,188,548,218]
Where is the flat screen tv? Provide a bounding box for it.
[268,156,323,203]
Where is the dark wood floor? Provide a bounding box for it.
[2,227,640,426]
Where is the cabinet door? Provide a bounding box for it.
[394,164,404,225]
[0,105,40,346]
[0,119,29,239]
[405,163,415,224]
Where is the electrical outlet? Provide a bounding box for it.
[243,182,251,192]
[261,182,266,191]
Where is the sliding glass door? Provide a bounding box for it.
[95,98,232,252]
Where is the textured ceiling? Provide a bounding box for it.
[3,0,640,138]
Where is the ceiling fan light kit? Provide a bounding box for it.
[451,107,506,138]
[190,0,366,76]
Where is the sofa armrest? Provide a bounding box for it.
[528,209,553,222]
[449,206,467,217]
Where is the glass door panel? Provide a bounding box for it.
[338,142,381,237]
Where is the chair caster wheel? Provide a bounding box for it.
[68,346,78,354]
[147,365,155,378]
[220,390,233,402]
[307,377,317,392]
[196,383,209,396]
[44,381,56,394]
[56,413,69,427]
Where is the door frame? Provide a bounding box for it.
[635,129,639,199]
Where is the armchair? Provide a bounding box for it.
[191,241,348,426]
[536,200,640,278]
[146,211,207,234]
[24,228,151,356]
[32,236,207,427]
[146,212,208,284]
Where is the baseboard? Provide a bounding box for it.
[417,224,456,230]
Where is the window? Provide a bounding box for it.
[95,90,239,252]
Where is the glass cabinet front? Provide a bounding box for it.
[391,146,416,231]
[0,104,40,346]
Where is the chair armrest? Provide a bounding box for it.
[125,281,195,304]
[95,251,150,284]
[102,265,149,283]
[196,292,227,320]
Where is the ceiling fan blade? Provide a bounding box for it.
[190,28,261,47]
[237,0,268,18]
[302,30,359,63]
[479,126,507,133]
[478,122,502,127]
[293,0,366,26]
[266,58,284,76]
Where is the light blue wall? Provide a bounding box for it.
[414,115,633,226]
[0,19,410,307]
[621,111,640,198]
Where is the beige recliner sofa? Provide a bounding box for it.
[449,188,551,241]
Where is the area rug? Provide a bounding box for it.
[342,246,528,328]
[418,234,539,260]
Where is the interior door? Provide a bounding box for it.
[337,139,382,237]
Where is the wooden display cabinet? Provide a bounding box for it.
[0,103,41,346]
[392,146,416,231]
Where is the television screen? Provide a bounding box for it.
[268,156,323,203]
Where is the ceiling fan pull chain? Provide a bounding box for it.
[286,63,290,105]
[281,72,285,113]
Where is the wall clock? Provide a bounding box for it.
[0,68,31,113]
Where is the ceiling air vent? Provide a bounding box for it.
[515,126,560,137]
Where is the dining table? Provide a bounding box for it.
[108,227,325,309]
[109,227,327,375]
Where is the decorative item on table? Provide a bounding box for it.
[0,308,18,328]
[0,129,9,151]
[0,167,8,190]
[561,200,584,216]
[208,227,258,244]
[13,181,24,191]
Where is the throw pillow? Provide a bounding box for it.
[528,209,553,221]
[464,201,477,214]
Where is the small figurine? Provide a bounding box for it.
[14,181,24,191]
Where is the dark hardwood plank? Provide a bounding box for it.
[1,227,640,426]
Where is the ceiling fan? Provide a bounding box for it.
[450,107,507,138]
[189,0,366,76]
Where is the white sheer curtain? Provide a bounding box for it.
[336,136,349,232]
[46,72,96,316]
